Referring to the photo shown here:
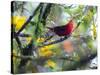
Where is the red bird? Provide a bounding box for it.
[47,19,75,36]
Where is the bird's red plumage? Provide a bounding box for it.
[47,19,74,36]
[65,20,74,35]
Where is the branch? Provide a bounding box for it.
[17,3,42,35]
[40,4,52,26]
[18,33,31,37]
[12,31,31,38]
[15,36,23,51]
[39,36,70,47]
[12,54,74,61]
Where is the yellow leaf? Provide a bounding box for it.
[45,60,56,69]
[37,38,56,57]
[26,37,32,44]
[12,50,16,61]
[12,16,27,30]
[38,48,53,57]
[36,38,45,43]
[91,22,97,40]
[38,44,55,57]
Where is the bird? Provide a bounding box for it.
[46,19,75,36]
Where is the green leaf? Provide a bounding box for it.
[78,8,94,33]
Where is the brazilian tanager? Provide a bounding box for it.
[47,19,75,36]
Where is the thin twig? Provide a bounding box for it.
[15,36,23,51]
[43,36,69,46]
[18,33,31,37]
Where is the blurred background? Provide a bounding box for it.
[11,1,97,74]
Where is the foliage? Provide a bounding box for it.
[11,1,97,74]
